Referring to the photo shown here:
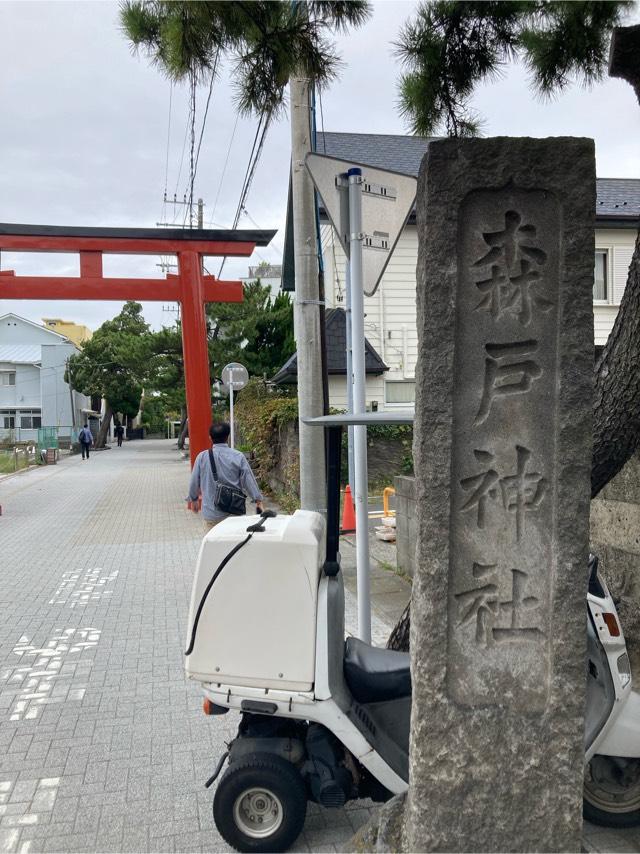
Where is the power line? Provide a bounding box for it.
[218,110,273,277]
[161,82,174,220]
[209,113,240,227]
[187,71,197,227]
[193,62,218,183]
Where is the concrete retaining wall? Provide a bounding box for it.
[394,475,418,577]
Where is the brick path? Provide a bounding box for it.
[0,440,379,853]
[0,439,638,853]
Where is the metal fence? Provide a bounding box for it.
[37,427,59,450]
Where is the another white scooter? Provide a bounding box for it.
[184,416,640,852]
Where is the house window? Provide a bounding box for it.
[19,410,42,429]
[385,381,416,405]
[594,250,608,302]
[0,372,16,386]
[0,410,16,429]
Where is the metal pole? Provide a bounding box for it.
[348,167,371,644]
[197,198,204,230]
[290,76,326,512]
[345,264,355,494]
[230,387,235,449]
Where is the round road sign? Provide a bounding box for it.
[221,362,249,390]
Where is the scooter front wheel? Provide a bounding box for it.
[584,755,640,827]
[213,752,307,852]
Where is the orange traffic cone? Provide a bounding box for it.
[341,484,356,534]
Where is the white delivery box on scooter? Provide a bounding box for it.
[185,510,325,692]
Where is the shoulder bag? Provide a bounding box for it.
[208,449,247,516]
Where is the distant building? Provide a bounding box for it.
[41,318,93,347]
[242,263,282,299]
[0,314,91,442]
[272,308,387,408]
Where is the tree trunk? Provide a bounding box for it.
[177,409,187,448]
[387,602,411,651]
[592,229,640,496]
[178,417,189,450]
[95,404,113,449]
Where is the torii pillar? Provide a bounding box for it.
[0,223,275,465]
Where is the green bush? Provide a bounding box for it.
[234,380,299,495]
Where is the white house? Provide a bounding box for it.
[241,263,283,299]
[279,132,639,411]
[0,313,91,442]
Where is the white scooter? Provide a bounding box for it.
[184,417,640,852]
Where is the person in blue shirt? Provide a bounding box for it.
[79,423,93,460]
[188,422,263,532]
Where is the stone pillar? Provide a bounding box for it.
[406,138,595,852]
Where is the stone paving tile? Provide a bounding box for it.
[0,440,635,853]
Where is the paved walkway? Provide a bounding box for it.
[0,440,637,853]
[0,441,381,853]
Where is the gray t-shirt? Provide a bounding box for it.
[188,443,263,521]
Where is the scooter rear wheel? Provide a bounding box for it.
[213,752,307,852]
[584,755,640,828]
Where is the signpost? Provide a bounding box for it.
[221,362,249,448]
[305,154,417,642]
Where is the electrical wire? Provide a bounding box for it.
[162,82,174,217]
[217,110,273,277]
[193,62,218,185]
[209,114,240,227]
[186,71,197,228]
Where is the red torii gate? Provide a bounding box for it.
[0,223,275,465]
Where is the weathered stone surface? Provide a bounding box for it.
[349,795,406,853]
[407,137,595,852]
[595,452,640,506]
[394,475,418,577]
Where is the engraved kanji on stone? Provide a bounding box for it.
[472,210,553,326]
[475,340,542,425]
[455,564,544,648]
[472,210,547,271]
[499,445,547,541]
[459,445,547,539]
[458,451,500,529]
[454,562,499,645]
[474,260,554,326]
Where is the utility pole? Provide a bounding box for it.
[290,76,326,511]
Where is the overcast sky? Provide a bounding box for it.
[1,0,638,332]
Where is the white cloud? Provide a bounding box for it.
[0,0,637,332]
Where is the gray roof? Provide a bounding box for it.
[315,132,434,178]
[0,345,41,364]
[316,132,640,221]
[596,178,640,219]
[272,307,387,384]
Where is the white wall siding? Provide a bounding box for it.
[0,316,67,346]
[322,225,420,409]
[594,228,637,345]
[13,364,41,409]
[328,375,386,411]
[324,223,637,357]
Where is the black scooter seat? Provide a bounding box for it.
[343,636,411,704]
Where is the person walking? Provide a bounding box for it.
[79,423,93,460]
[115,422,125,447]
[187,422,263,532]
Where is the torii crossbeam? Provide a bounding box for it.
[0,223,275,465]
